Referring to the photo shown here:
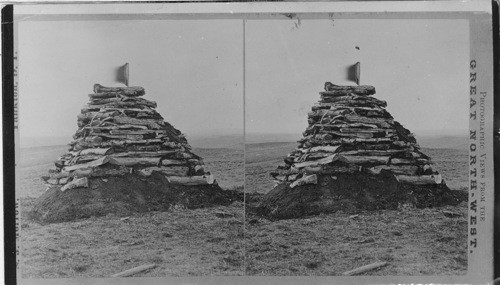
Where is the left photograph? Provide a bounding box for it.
[16,15,244,277]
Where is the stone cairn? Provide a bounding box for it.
[270,82,445,188]
[42,84,214,191]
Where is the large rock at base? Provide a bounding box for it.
[29,173,243,224]
[255,173,467,220]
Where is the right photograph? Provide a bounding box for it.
[244,18,470,275]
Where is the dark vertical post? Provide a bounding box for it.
[2,4,17,284]
[492,0,500,279]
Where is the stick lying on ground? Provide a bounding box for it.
[342,261,388,276]
[111,263,157,278]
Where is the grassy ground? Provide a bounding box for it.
[245,205,467,276]
[18,140,469,277]
[197,147,244,191]
[18,145,244,278]
[423,148,468,191]
[244,141,468,276]
[20,201,244,278]
[244,142,296,194]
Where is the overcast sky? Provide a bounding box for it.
[246,19,470,139]
[18,18,469,147]
[18,19,243,147]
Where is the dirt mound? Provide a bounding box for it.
[255,173,467,220]
[29,173,243,224]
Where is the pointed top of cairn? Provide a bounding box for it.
[271,82,444,188]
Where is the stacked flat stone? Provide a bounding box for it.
[42,84,214,191]
[270,82,444,188]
